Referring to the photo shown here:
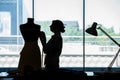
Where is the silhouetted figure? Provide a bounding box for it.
[18,18,45,74]
[43,20,65,71]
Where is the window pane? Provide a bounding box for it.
[85,0,120,68]
[0,0,33,67]
[34,0,83,67]
[0,0,18,67]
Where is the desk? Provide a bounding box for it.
[0,70,87,80]
[1,71,120,80]
[87,71,120,80]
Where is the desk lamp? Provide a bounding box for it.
[86,22,120,71]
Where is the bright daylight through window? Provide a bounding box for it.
[0,0,120,71]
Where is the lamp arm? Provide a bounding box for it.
[98,27,120,71]
[98,27,120,47]
[107,48,120,71]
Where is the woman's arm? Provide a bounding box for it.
[39,31,46,48]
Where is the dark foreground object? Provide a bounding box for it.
[12,69,87,80]
[6,69,120,80]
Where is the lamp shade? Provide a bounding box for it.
[86,22,98,36]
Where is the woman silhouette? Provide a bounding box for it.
[43,20,65,70]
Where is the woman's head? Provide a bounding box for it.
[50,20,65,33]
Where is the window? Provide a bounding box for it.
[85,0,120,68]
[0,0,120,71]
[0,0,21,67]
[34,0,83,67]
